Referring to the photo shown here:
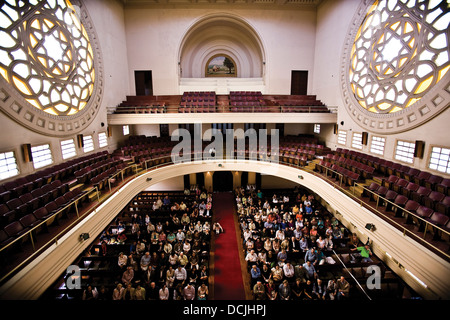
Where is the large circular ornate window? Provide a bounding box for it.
[341,0,450,134]
[0,0,103,136]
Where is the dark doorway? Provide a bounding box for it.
[183,175,190,190]
[291,70,308,95]
[213,171,233,192]
[196,172,205,190]
[160,124,169,137]
[135,70,153,96]
[275,123,285,137]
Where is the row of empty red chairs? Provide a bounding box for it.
[281,149,316,162]
[229,91,262,106]
[0,151,117,254]
[282,106,330,113]
[229,91,262,96]
[323,153,375,179]
[117,135,324,167]
[114,105,166,114]
[0,185,89,253]
[182,91,216,97]
[315,160,361,186]
[74,158,125,185]
[365,175,449,216]
[0,151,109,205]
[280,143,329,155]
[230,95,261,102]
[362,178,449,240]
[335,148,450,194]
[178,106,217,113]
[181,91,216,103]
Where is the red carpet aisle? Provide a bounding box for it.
[212,192,246,300]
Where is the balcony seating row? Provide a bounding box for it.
[315,160,360,187]
[0,151,109,204]
[114,105,166,114]
[178,106,217,113]
[335,148,450,195]
[322,154,375,180]
[282,106,330,112]
[362,180,450,239]
[74,158,125,185]
[0,186,89,253]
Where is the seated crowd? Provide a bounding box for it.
[235,185,374,301]
[79,189,214,300]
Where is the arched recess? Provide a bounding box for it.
[178,13,266,78]
[1,160,449,300]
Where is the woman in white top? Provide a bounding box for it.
[275,229,285,241]
[117,252,127,269]
[183,241,191,254]
[159,284,170,300]
[264,238,273,252]
[316,235,326,250]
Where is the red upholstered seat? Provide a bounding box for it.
[411,186,432,204]
[436,178,450,196]
[402,182,420,197]
[383,175,399,189]
[425,175,444,190]
[413,171,432,186]
[434,196,450,215]
[423,191,445,210]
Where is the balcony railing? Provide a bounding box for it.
[1,152,448,286]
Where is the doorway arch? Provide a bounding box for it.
[178,12,266,79]
[213,171,233,192]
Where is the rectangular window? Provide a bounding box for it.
[337,130,347,145]
[61,139,76,160]
[83,135,94,153]
[395,140,415,164]
[370,136,386,155]
[314,124,320,134]
[123,125,129,136]
[31,144,53,169]
[429,146,450,174]
[98,132,108,148]
[352,132,363,149]
[0,151,19,180]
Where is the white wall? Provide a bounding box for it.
[134,124,160,137]
[145,175,184,191]
[124,7,317,95]
[261,174,299,190]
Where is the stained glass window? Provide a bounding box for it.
[0,0,95,116]
[349,0,450,114]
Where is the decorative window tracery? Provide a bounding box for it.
[349,0,450,114]
[0,0,95,116]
